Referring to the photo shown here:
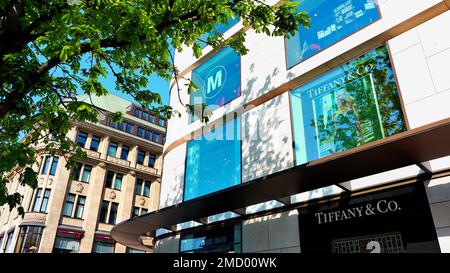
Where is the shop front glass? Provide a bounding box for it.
[180,224,242,253]
[14,226,43,253]
[291,46,406,166]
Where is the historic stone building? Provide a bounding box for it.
[0,94,166,253]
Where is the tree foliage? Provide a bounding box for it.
[0,0,310,215]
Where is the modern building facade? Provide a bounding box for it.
[112,0,450,253]
[0,94,166,253]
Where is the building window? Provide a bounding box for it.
[135,179,143,196]
[290,46,407,166]
[135,178,151,197]
[126,247,145,253]
[73,163,92,183]
[132,206,148,218]
[162,135,166,145]
[190,47,241,122]
[149,114,155,123]
[74,196,86,219]
[99,200,109,223]
[105,171,123,190]
[75,131,88,147]
[41,156,51,174]
[145,130,152,140]
[120,144,130,160]
[137,127,144,138]
[14,226,43,253]
[31,188,42,212]
[180,224,242,253]
[49,157,59,176]
[80,164,92,183]
[92,237,115,253]
[117,122,125,131]
[108,119,117,128]
[53,234,81,253]
[152,132,159,143]
[157,118,166,127]
[285,0,381,68]
[126,123,134,134]
[134,108,142,118]
[108,202,118,224]
[133,207,140,218]
[108,141,118,157]
[90,135,101,151]
[41,156,59,175]
[99,201,119,225]
[184,118,241,200]
[4,230,14,253]
[137,150,145,165]
[148,154,156,168]
[63,194,85,219]
[40,189,51,212]
[63,194,75,217]
[142,111,148,121]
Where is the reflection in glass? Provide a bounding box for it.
[286,0,380,68]
[180,224,241,253]
[291,46,406,165]
[14,226,43,253]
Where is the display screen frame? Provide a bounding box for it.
[290,45,408,166]
[183,117,242,201]
[285,0,382,69]
[189,47,242,123]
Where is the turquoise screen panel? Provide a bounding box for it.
[291,46,406,166]
[286,0,380,68]
[184,118,241,201]
[198,16,240,49]
[190,47,241,122]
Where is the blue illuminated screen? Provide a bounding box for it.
[190,47,241,122]
[286,0,380,68]
[184,118,241,201]
[198,16,240,49]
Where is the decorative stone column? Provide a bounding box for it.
[99,136,110,160]
[79,162,107,252]
[38,156,72,253]
[114,170,136,253]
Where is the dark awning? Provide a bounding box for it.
[111,117,450,251]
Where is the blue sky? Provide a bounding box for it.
[101,71,171,106]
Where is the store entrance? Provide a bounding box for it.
[298,183,440,253]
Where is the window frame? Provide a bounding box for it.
[62,193,76,217]
[75,131,88,147]
[49,157,59,176]
[40,189,51,213]
[90,135,101,151]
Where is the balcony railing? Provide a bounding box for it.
[107,155,131,167]
[83,148,101,158]
[135,164,158,175]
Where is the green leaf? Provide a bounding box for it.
[193,43,202,59]
[60,45,70,62]
[187,81,198,94]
